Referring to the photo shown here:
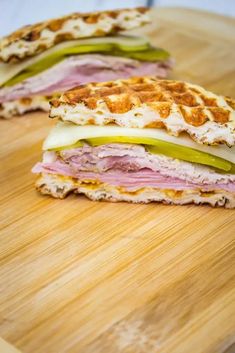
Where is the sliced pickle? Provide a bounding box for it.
[116,47,170,61]
[227,164,235,174]
[146,145,232,172]
[87,136,159,146]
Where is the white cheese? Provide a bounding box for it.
[43,121,235,163]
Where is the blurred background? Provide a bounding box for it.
[0,0,235,36]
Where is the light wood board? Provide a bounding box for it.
[0,338,22,353]
[0,7,235,353]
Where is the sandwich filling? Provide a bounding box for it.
[0,35,173,116]
[32,143,235,193]
[32,122,235,206]
[0,54,173,103]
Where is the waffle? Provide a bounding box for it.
[0,8,149,62]
[35,173,235,208]
[0,94,59,118]
[50,77,235,146]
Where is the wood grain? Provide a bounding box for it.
[0,7,235,353]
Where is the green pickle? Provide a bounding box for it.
[87,136,159,146]
[50,136,234,173]
[146,144,231,172]
[116,47,170,61]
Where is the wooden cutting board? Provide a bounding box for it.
[0,7,235,353]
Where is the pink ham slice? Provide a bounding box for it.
[0,55,173,103]
[32,162,235,193]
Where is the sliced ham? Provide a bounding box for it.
[32,163,235,193]
[0,55,173,103]
[32,143,235,193]
[58,144,235,184]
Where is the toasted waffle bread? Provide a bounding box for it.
[35,173,235,208]
[0,8,149,62]
[50,77,235,146]
[0,94,59,118]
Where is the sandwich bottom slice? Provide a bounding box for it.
[35,173,235,208]
[0,95,52,118]
[32,141,235,208]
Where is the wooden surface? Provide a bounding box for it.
[0,7,235,353]
[0,338,22,353]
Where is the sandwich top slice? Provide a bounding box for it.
[0,8,173,118]
[32,77,235,208]
[0,8,150,62]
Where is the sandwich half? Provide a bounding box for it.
[0,8,173,118]
[32,77,235,208]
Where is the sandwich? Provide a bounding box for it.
[32,77,235,208]
[0,8,173,118]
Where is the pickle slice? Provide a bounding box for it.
[116,47,170,61]
[146,145,231,172]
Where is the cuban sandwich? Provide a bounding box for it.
[32,77,235,208]
[0,8,173,118]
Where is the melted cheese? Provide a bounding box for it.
[43,121,235,163]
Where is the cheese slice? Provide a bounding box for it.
[43,121,235,164]
[0,35,148,86]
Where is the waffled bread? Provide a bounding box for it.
[0,94,58,118]
[36,173,235,208]
[0,8,149,62]
[50,77,235,146]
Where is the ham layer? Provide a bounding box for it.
[32,143,235,193]
[0,55,173,103]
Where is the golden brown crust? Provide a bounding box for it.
[50,77,235,145]
[53,78,233,124]
[0,8,149,62]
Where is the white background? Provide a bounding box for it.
[0,0,234,37]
